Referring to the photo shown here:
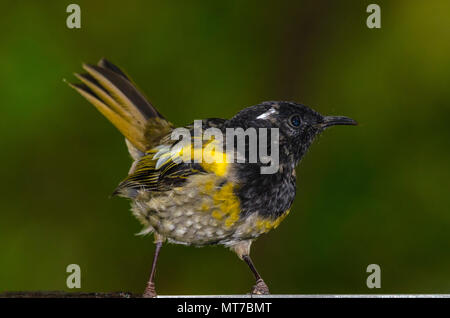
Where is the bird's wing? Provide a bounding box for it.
[114,119,229,197]
[68,58,173,153]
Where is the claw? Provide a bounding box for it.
[251,279,270,295]
[142,282,157,298]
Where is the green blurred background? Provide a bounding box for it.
[1,0,449,295]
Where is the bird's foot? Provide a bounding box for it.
[142,282,157,298]
[251,279,270,295]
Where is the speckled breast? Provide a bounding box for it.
[130,174,290,246]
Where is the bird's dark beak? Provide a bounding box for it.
[321,116,358,128]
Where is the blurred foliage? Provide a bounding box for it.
[0,0,449,294]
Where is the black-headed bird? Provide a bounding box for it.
[68,59,357,297]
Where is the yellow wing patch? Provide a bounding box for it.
[116,138,232,195]
[152,139,230,177]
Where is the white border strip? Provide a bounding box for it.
[158,294,450,298]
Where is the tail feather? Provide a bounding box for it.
[68,59,173,152]
[68,82,147,151]
[82,63,149,126]
[98,58,130,80]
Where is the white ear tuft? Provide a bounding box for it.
[256,108,277,120]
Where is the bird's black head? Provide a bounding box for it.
[227,101,357,170]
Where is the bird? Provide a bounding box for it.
[68,58,357,297]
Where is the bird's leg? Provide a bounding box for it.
[231,240,270,295]
[242,254,270,295]
[142,241,163,298]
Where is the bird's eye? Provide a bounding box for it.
[289,115,301,127]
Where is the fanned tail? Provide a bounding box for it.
[67,58,173,152]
